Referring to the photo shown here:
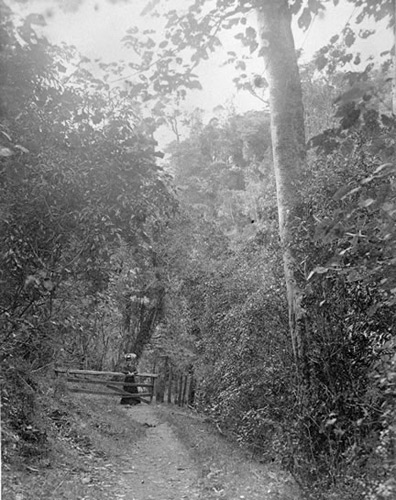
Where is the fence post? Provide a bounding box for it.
[154,356,167,403]
[167,363,172,404]
[181,374,188,407]
[150,375,154,402]
[174,373,178,405]
[188,375,196,406]
[177,375,183,406]
[174,374,178,405]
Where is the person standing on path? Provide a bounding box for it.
[120,353,141,405]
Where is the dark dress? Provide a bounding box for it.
[120,371,141,405]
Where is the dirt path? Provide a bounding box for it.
[3,395,302,500]
[106,404,302,500]
[112,405,201,500]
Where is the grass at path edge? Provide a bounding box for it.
[154,404,303,500]
[2,384,146,500]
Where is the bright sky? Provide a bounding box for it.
[9,0,393,144]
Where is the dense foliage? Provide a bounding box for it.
[0,3,175,461]
[154,77,396,499]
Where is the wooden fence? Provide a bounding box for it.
[153,358,195,407]
[54,368,157,404]
[172,372,195,407]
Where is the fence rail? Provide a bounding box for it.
[55,368,157,377]
[65,377,154,388]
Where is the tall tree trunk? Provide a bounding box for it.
[126,281,165,359]
[393,0,396,114]
[255,0,306,362]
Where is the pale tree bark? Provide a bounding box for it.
[393,0,396,114]
[254,0,306,362]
